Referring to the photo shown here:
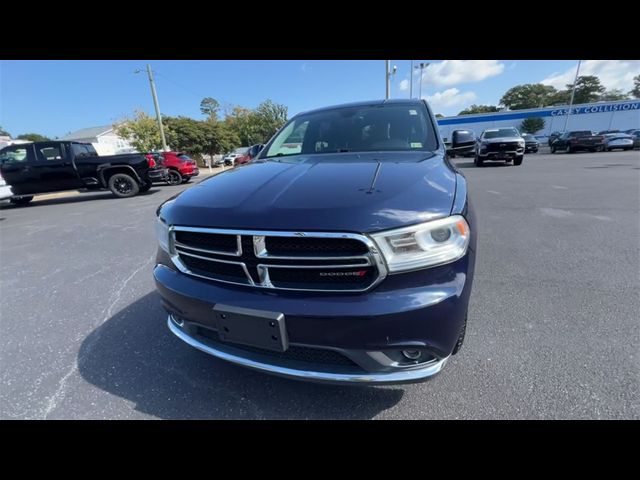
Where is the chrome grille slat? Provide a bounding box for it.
[173,241,241,257]
[169,227,388,292]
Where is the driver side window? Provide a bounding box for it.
[0,145,32,164]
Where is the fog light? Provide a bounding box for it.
[402,350,422,360]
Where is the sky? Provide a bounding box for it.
[1,60,638,139]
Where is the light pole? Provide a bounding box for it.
[563,60,582,133]
[135,64,169,151]
[385,61,397,99]
[415,62,429,99]
[410,60,414,98]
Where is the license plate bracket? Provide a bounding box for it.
[213,304,288,352]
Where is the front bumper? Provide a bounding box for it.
[478,148,524,160]
[182,168,199,177]
[148,167,169,182]
[154,249,475,385]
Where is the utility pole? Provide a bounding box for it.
[410,60,414,98]
[145,64,168,151]
[386,60,391,99]
[563,60,582,133]
[415,62,429,99]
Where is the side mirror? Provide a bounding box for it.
[250,144,265,158]
[451,130,475,150]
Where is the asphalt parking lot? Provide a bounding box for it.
[1,151,638,419]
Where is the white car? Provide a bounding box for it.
[0,171,13,201]
[223,147,249,165]
[602,133,634,151]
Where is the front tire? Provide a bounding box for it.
[108,173,139,198]
[514,155,523,166]
[551,146,556,153]
[474,155,484,167]
[166,170,182,185]
[9,195,34,206]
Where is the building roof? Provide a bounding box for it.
[60,125,114,140]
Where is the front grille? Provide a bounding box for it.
[487,141,520,152]
[196,326,358,367]
[265,236,369,256]
[171,228,384,292]
[269,266,375,290]
[180,255,249,283]
[175,230,238,253]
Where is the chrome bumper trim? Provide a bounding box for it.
[167,316,449,385]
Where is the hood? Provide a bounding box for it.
[162,152,457,233]
[483,137,523,143]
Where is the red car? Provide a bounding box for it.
[234,144,264,166]
[149,151,199,184]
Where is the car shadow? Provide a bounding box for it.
[77,292,405,419]
[0,188,161,210]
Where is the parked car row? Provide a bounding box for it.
[0,140,164,206]
[0,141,208,207]
[145,151,199,185]
[221,144,265,166]
[549,129,639,153]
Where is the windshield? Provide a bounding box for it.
[264,103,437,158]
[484,128,520,139]
[523,134,535,141]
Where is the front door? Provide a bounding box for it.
[32,142,82,192]
[0,144,40,195]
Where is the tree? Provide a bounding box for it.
[0,126,10,137]
[16,133,51,142]
[435,113,444,119]
[567,75,605,104]
[458,104,500,116]
[224,106,259,146]
[114,111,164,152]
[164,116,208,155]
[599,89,628,101]
[254,100,288,143]
[500,84,557,110]
[520,117,545,134]
[547,89,572,106]
[200,97,220,121]
[629,75,640,98]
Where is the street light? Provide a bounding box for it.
[562,60,582,133]
[414,62,429,99]
[385,61,397,99]
[134,64,169,151]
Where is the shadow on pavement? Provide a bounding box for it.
[0,188,162,210]
[77,292,405,419]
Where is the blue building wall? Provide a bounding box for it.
[437,99,640,140]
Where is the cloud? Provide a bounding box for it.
[399,79,410,91]
[420,60,505,87]
[541,60,640,91]
[424,88,477,109]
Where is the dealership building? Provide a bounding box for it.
[437,99,640,141]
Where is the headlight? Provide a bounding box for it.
[370,215,470,273]
[156,216,171,253]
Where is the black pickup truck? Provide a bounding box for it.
[0,141,166,205]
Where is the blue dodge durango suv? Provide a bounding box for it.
[154,99,477,385]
